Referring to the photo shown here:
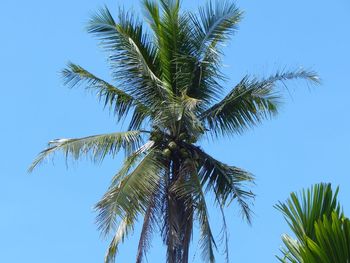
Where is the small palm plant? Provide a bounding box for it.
[30,0,319,262]
[276,183,350,263]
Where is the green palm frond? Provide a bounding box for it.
[194,178,217,263]
[187,144,255,223]
[193,0,242,61]
[178,53,225,104]
[95,150,164,237]
[28,131,143,172]
[87,6,169,108]
[201,69,320,138]
[142,0,161,34]
[151,95,204,140]
[104,215,135,263]
[182,1,242,103]
[144,0,196,97]
[214,193,230,263]
[128,105,150,130]
[276,183,342,242]
[62,63,148,121]
[305,213,350,262]
[155,0,180,88]
[278,214,350,263]
[108,140,155,189]
[277,235,302,263]
[276,183,349,263]
[188,163,217,263]
[205,179,232,263]
[136,187,162,263]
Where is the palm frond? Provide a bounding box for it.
[184,161,217,262]
[181,1,242,103]
[196,186,216,263]
[95,150,164,237]
[276,183,347,263]
[152,0,192,94]
[28,131,143,172]
[151,95,204,140]
[109,140,155,189]
[136,188,161,263]
[201,69,320,138]
[277,235,302,263]
[104,215,135,263]
[305,212,350,262]
[62,63,148,121]
[278,214,350,263]
[87,6,169,108]
[142,0,161,35]
[128,105,150,130]
[213,189,230,263]
[158,0,180,85]
[176,52,225,104]
[185,144,255,223]
[192,0,242,62]
[275,183,342,242]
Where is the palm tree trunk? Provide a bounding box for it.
[167,195,192,263]
[166,160,192,263]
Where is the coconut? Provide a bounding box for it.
[168,141,177,150]
[162,148,171,157]
[178,133,187,141]
[180,148,189,158]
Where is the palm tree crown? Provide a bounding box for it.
[30,1,319,262]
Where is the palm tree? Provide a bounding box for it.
[276,183,350,263]
[30,0,319,262]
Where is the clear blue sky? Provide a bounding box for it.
[1,0,350,262]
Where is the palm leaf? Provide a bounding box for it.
[194,179,217,263]
[108,140,155,189]
[62,63,147,121]
[182,1,242,103]
[186,144,255,223]
[213,189,230,263]
[136,187,162,263]
[193,0,242,61]
[278,213,350,263]
[201,69,320,138]
[87,6,169,108]
[104,215,135,263]
[156,0,180,88]
[276,183,347,263]
[95,150,164,236]
[142,0,161,35]
[28,131,143,172]
[308,213,350,262]
[151,95,204,141]
[277,235,302,263]
[275,183,342,242]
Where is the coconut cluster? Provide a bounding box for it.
[150,131,194,159]
[162,140,191,159]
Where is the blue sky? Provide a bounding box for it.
[1,0,350,262]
